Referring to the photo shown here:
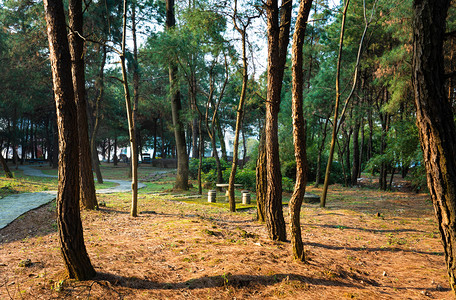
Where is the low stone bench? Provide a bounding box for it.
[303,193,320,204]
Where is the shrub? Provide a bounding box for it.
[189,157,229,179]
[410,163,428,193]
[282,177,294,193]
[282,160,297,181]
[220,168,256,191]
[235,169,256,191]
[201,169,217,183]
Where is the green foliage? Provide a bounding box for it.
[410,163,427,193]
[282,161,297,181]
[364,118,420,177]
[282,177,294,193]
[191,166,255,191]
[189,157,229,180]
[230,168,256,191]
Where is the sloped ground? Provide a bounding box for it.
[0,180,452,299]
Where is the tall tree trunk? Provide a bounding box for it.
[160,119,165,158]
[197,115,203,194]
[351,120,360,185]
[12,111,18,170]
[368,105,373,161]
[321,0,350,207]
[132,2,140,161]
[43,0,95,279]
[107,139,111,163]
[359,117,365,177]
[344,128,352,186]
[290,0,312,261]
[314,114,330,187]
[205,62,228,187]
[379,110,389,191]
[215,118,227,161]
[412,0,456,292]
[51,115,58,168]
[264,0,292,242]
[20,119,26,163]
[121,0,138,217]
[0,150,13,178]
[166,0,189,190]
[90,46,106,184]
[113,137,118,166]
[229,8,249,212]
[191,113,199,159]
[256,129,266,222]
[68,0,98,210]
[152,118,158,159]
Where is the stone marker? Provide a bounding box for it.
[208,190,217,203]
[242,191,251,204]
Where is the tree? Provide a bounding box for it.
[228,0,256,212]
[290,0,313,262]
[120,0,139,217]
[263,0,292,241]
[89,44,106,184]
[166,0,189,190]
[320,0,376,206]
[0,151,13,178]
[256,128,266,222]
[412,0,456,293]
[320,0,350,207]
[43,0,95,280]
[68,0,98,210]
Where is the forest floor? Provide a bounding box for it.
[0,164,453,299]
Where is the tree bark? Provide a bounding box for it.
[132,2,140,161]
[359,116,365,177]
[367,105,373,161]
[51,115,58,168]
[216,118,227,161]
[68,0,98,210]
[121,0,138,217]
[113,137,118,166]
[204,64,227,189]
[90,46,106,184]
[321,0,350,207]
[43,0,95,279]
[166,0,189,190]
[290,0,313,261]
[351,119,360,186]
[264,0,292,242]
[0,150,13,178]
[379,109,389,191]
[412,0,456,293]
[229,4,250,212]
[256,129,266,222]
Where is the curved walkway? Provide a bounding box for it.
[0,165,146,229]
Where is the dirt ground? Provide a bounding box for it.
[0,178,453,299]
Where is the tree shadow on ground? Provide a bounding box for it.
[301,223,425,234]
[306,241,443,256]
[94,271,363,291]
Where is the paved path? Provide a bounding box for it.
[0,166,146,230]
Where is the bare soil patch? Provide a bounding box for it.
[0,180,452,299]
